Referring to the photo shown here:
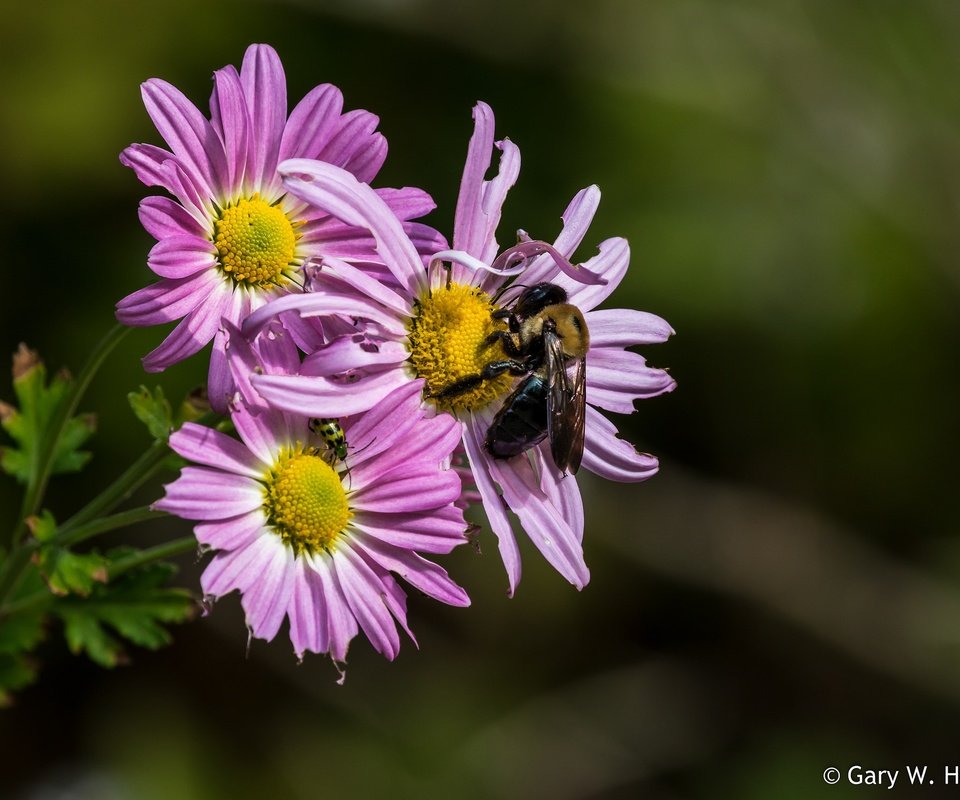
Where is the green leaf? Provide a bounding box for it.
[0,611,45,655]
[0,609,45,705]
[127,385,173,441]
[29,511,108,597]
[55,558,195,668]
[0,345,95,483]
[0,652,37,706]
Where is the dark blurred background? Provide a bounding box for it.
[3,0,960,797]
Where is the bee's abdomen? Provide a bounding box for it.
[485,375,549,459]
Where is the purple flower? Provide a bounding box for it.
[241,103,676,595]
[154,321,468,665]
[117,43,445,411]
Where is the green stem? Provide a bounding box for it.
[108,536,196,579]
[57,506,161,548]
[10,324,130,549]
[1,534,196,617]
[63,440,169,530]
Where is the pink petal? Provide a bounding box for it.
[287,558,329,656]
[350,413,463,486]
[352,505,467,554]
[311,552,358,662]
[139,196,207,240]
[209,64,250,198]
[243,290,408,339]
[344,132,387,185]
[120,143,175,189]
[201,532,275,597]
[490,453,590,590]
[586,308,675,347]
[350,466,461,514]
[194,510,267,551]
[141,78,226,198]
[115,269,218,326]
[279,83,344,163]
[279,159,425,296]
[252,367,409,418]
[509,186,601,288]
[581,406,659,483]
[536,442,585,543]
[168,421,265,477]
[310,256,413,317]
[242,540,295,642]
[377,187,437,222]
[563,237,630,311]
[301,335,408,378]
[334,543,400,660]
[454,102,521,265]
[141,284,230,371]
[586,348,677,414]
[147,235,217,278]
[317,109,380,178]
[240,43,286,197]
[463,417,522,595]
[155,466,263,520]
[352,533,470,607]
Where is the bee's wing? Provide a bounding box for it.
[545,332,587,475]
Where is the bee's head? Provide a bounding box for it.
[513,282,568,318]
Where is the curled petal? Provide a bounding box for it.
[243,290,407,340]
[279,158,424,296]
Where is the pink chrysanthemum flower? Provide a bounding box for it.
[241,103,676,595]
[117,43,444,410]
[154,321,469,664]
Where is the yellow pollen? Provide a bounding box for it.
[407,283,514,413]
[265,450,351,554]
[213,194,298,286]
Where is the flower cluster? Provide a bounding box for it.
[122,44,675,671]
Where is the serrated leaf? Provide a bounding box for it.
[30,511,108,597]
[0,347,94,483]
[54,559,195,668]
[128,385,173,441]
[0,653,38,705]
[0,612,45,655]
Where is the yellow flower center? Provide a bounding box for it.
[213,195,298,286]
[265,450,351,554]
[407,283,513,413]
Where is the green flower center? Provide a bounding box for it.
[214,194,298,286]
[407,283,513,413]
[265,450,351,554]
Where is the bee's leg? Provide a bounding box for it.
[432,360,529,400]
[491,309,522,333]
[484,330,523,357]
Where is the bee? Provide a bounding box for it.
[436,282,588,474]
[308,418,348,463]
